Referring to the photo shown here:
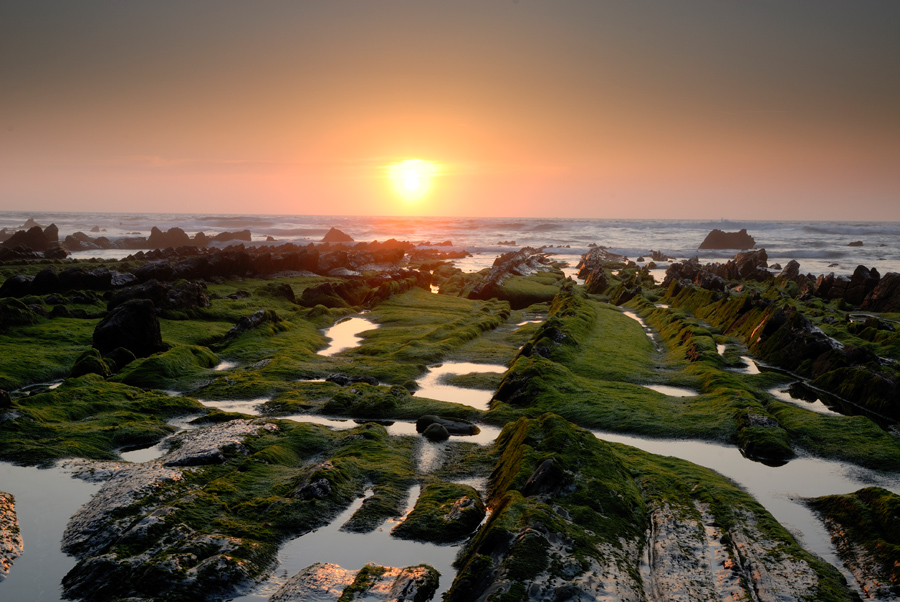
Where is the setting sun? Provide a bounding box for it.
[388,159,437,201]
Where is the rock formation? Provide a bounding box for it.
[321,227,354,243]
[698,228,756,250]
[92,299,166,357]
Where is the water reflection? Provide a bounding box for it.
[0,464,99,602]
[642,384,697,397]
[229,484,459,601]
[768,386,842,417]
[213,361,238,371]
[414,362,507,411]
[593,429,900,589]
[319,317,378,356]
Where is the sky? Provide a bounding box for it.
[1,1,898,220]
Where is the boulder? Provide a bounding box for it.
[844,265,880,306]
[847,240,863,247]
[698,228,756,250]
[0,389,10,410]
[321,227,354,243]
[0,225,50,251]
[416,415,479,436]
[148,227,191,249]
[422,423,450,442]
[211,230,251,243]
[326,373,380,387]
[861,272,900,313]
[92,299,166,358]
[0,275,35,298]
[69,349,112,379]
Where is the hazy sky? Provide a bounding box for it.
[2,1,898,219]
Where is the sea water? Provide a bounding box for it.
[2,212,898,279]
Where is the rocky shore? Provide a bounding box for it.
[0,227,898,601]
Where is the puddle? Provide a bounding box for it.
[728,355,761,375]
[196,397,270,416]
[319,317,378,356]
[516,319,543,326]
[429,284,440,294]
[0,463,101,602]
[622,311,659,348]
[642,384,698,397]
[119,415,204,463]
[592,430,900,591]
[654,304,670,309]
[716,344,726,356]
[414,362,507,411]
[229,484,459,601]
[213,361,238,371]
[768,386,843,417]
[9,380,64,399]
[274,414,501,446]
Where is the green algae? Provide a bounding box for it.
[391,480,486,543]
[809,487,900,593]
[0,374,204,466]
[113,345,219,389]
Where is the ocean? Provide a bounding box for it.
[2,212,898,280]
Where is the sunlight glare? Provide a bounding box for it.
[389,159,437,201]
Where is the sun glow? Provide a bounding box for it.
[389,159,437,201]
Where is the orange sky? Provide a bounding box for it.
[1,1,899,219]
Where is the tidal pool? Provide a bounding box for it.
[593,429,900,591]
[622,310,659,350]
[413,362,507,411]
[213,360,238,371]
[716,343,726,356]
[768,386,843,417]
[642,384,697,397]
[0,463,100,602]
[729,355,761,375]
[228,484,460,602]
[318,317,378,356]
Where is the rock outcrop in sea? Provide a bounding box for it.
[698,228,756,249]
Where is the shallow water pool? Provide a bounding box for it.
[319,317,378,356]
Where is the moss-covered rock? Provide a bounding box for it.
[392,481,486,543]
[68,348,112,379]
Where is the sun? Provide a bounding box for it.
[388,159,437,201]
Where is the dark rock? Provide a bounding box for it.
[326,373,380,387]
[30,268,58,295]
[295,478,332,501]
[107,280,169,311]
[469,247,555,303]
[92,299,166,358]
[698,228,756,250]
[69,349,112,379]
[43,243,69,259]
[522,458,568,497]
[226,309,280,337]
[422,423,450,442]
[415,415,479,436]
[132,261,175,283]
[576,247,618,294]
[321,227,354,243]
[148,227,191,249]
[211,230,251,243]
[778,260,801,282]
[847,240,863,247]
[166,280,210,310]
[0,389,10,409]
[103,347,137,372]
[1,226,50,251]
[49,305,73,319]
[844,265,880,306]
[299,281,369,308]
[0,275,34,298]
[861,272,900,313]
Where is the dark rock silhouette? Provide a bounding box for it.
[92,299,166,358]
[862,272,900,313]
[321,227,354,243]
[698,228,756,250]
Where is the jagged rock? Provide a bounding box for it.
[0,491,23,582]
[226,309,280,337]
[211,230,252,243]
[778,260,802,283]
[148,227,191,249]
[92,299,166,358]
[326,373,380,387]
[522,458,568,497]
[0,224,59,252]
[294,478,332,501]
[161,420,278,467]
[269,562,439,602]
[469,247,555,302]
[576,247,621,294]
[844,265,880,306]
[321,227,354,243]
[698,228,756,249]
[861,272,900,313]
[847,240,863,247]
[415,415,478,436]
